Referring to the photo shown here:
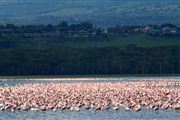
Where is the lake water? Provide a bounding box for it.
[0,76,180,120]
[0,108,180,120]
[0,76,180,86]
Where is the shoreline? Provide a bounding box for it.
[0,76,179,82]
[0,74,180,82]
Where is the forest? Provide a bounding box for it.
[0,22,179,75]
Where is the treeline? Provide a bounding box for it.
[1,21,180,37]
[0,21,94,33]
[0,45,179,75]
[0,22,179,75]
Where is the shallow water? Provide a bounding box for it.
[0,108,180,120]
[0,76,180,120]
[0,76,180,87]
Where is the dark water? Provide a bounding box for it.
[0,76,180,120]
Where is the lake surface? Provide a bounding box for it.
[0,76,180,86]
[0,76,180,120]
[0,108,180,120]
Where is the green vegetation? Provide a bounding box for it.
[0,22,179,76]
[1,34,180,49]
[0,45,179,75]
[53,35,180,48]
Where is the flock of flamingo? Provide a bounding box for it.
[0,80,180,112]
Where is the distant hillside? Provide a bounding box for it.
[1,0,180,26]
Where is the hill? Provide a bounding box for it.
[1,0,180,26]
